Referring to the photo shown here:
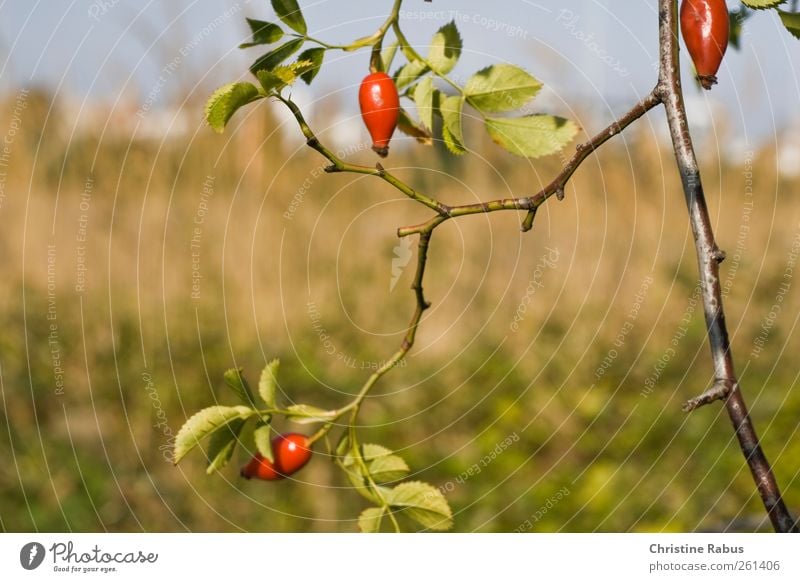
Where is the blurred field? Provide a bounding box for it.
[1,88,799,533]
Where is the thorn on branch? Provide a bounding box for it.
[324,164,338,173]
[712,246,727,264]
[556,187,565,201]
[375,162,386,176]
[682,380,734,412]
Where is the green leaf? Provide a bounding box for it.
[223,367,256,405]
[358,507,385,533]
[778,10,800,39]
[250,38,304,74]
[386,481,453,531]
[414,77,434,131]
[741,0,786,9]
[174,405,254,464]
[395,60,429,90]
[484,115,577,158]
[439,94,466,155]
[206,418,246,474]
[205,83,262,134]
[256,60,314,93]
[465,65,542,113]
[398,109,432,145]
[253,422,274,463]
[285,403,337,424]
[344,468,381,504]
[342,444,409,483]
[296,48,325,84]
[258,359,279,407]
[342,443,391,467]
[369,454,410,483]
[427,21,462,75]
[271,0,307,35]
[240,18,284,48]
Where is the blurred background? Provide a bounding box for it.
[1,0,799,533]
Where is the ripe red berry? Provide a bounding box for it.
[359,72,400,157]
[240,433,312,481]
[680,0,729,90]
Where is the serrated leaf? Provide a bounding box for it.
[741,0,786,9]
[778,10,800,39]
[206,418,246,474]
[465,65,542,113]
[381,41,399,72]
[250,38,304,74]
[256,60,314,93]
[342,443,392,468]
[205,83,262,134]
[395,60,429,90]
[439,94,466,155]
[398,109,433,145]
[296,48,325,84]
[343,465,383,504]
[386,481,453,531]
[485,115,577,158]
[271,0,307,35]
[239,18,284,48]
[223,367,256,405]
[285,403,337,424]
[253,422,274,463]
[369,454,410,483]
[359,507,385,533]
[414,77,434,131]
[258,359,279,407]
[427,21,462,75]
[174,405,254,464]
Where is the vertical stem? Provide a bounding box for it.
[657,0,797,532]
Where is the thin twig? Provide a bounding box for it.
[278,96,449,215]
[658,0,797,533]
[397,91,661,237]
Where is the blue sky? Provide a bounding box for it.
[1,1,798,142]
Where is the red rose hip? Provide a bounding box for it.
[240,433,312,481]
[680,0,729,90]
[359,72,400,157]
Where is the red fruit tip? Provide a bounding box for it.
[697,74,718,91]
